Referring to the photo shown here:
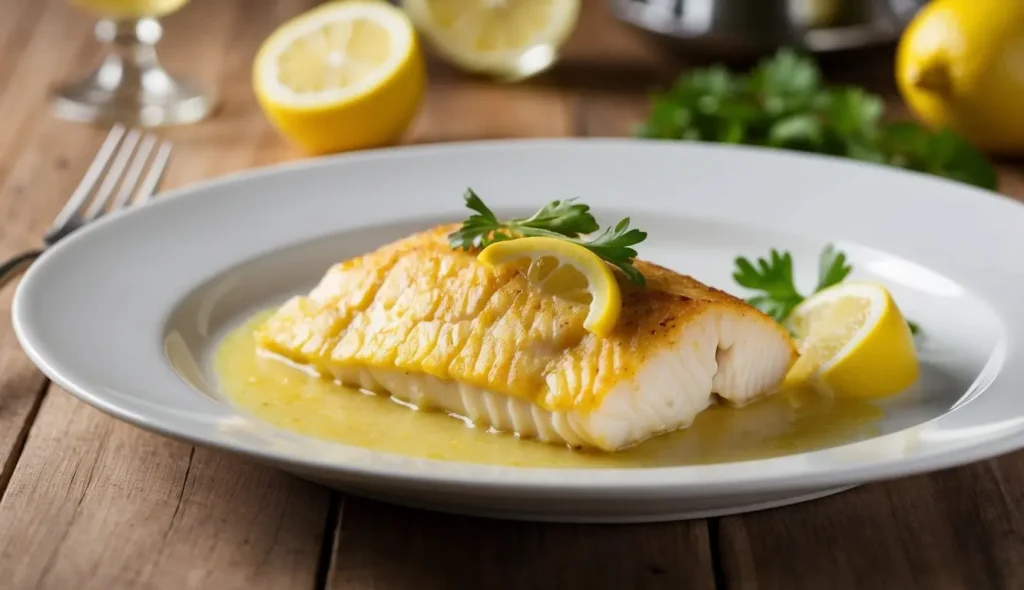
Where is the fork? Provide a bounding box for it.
[0,124,172,290]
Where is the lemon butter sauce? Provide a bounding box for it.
[216,313,883,468]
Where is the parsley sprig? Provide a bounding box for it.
[638,48,997,190]
[734,244,854,322]
[733,244,918,334]
[448,189,648,285]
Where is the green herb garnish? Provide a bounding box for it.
[638,48,997,190]
[733,248,808,323]
[447,189,649,285]
[815,243,853,292]
[733,244,859,322]
[733,244,919,334]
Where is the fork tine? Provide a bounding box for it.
[110,133,157,211]
[84,128,142,221]
[49,124,126,232]
[133,141,172,204]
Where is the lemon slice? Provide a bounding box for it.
[477,237,621,336]
[403,0,580,78]
[253,1,426,154]
[784,283,919,398]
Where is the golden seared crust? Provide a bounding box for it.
[256,224,796,412]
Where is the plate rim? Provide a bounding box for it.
[17,336,1024,495]
[13,137,1024,496]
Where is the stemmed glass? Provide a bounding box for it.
[53,0,215,127]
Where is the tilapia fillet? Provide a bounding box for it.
[256,224,798,452]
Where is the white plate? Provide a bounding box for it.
[13,139,1024,523]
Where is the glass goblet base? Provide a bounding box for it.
[51,18,215,128]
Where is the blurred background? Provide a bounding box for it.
[8,0,1023,192]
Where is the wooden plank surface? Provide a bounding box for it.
[0,0,1021,588]
[565,15,1024,590]
[714,458,1024,590]
[0,2,330,588]
[330,497,716,590]
[0,392,330,589]
[0,0,103,502]
[327,31,719,587]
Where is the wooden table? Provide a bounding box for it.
[1,1,1023,588]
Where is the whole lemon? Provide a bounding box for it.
[896,0,1024,155]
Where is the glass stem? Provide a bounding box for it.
[51,13,214,126]
[94,18,166,95]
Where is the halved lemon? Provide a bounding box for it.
[477,237,621,337]
[253,1,426,154]
[784,283,919,398]
[403,0,580,78]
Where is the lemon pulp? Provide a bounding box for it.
[785,283,919,399]
[253,1,426,154]
[477,237,622,336]
[403,0,580,79]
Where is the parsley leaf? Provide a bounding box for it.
[448,189,649,285]
[638,48,998,190]
[732,249,804,322]
[816,243,852,292]
[512,198,600,236]
[751,47,821,100]
[733,243,921,334]
[880,124,998,190]
[581,218,648,285]
[446,190,515,249]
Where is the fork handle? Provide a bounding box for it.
[0,250,43,291]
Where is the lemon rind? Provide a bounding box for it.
[403,0,581,72]
[787,282,888,374]
[254,1,415,109]
[476,237,621,337]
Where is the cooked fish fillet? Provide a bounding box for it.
[256,224,798,451]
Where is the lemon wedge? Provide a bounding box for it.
[477,237,621,337]
[403,0,580,78]
[784,283,919,399]
[253,1,426,154]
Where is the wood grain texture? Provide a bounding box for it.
[0,0,108,503]
[713,458,1024,590]
[409,75,575,143]
[710,165,1024,590]
[329,497,716,590]
[0,1,97,184]
[0,0,1021,588]
[0,391,330,589]
[0,1,330,588]
[326,24,716,586]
